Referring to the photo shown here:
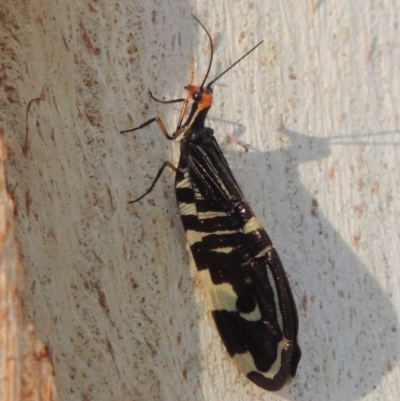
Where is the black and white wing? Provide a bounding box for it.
[175,128,301,391]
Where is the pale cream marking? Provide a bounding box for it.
[198,269,262,321]
[178,202,197,216]
[198,210,233,219]
[185,229,239,246]
[255,245,274,259]
[210,246,234,253]
[176,175,191,188]
[198,270,237,311]
[232,337,290,379]
[266,267,284,331]
[193,187,204,199]
[243,216,262,234]
[186,230,203,247]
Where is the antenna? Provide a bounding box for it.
[207,40,263,88]
[191,15,263,90]
[191,15,214,89]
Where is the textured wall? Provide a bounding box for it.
[1,1,399,400]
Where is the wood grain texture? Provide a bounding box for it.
[0,126,57,400]
[1,1,399,400]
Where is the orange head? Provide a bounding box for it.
[185,85,213,110]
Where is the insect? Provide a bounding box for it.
[121,16,301,391]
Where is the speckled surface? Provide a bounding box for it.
[1,1,400,400]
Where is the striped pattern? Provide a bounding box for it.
[175,127,301,391]
[121,17,299,392]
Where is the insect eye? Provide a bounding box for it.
[193,91,202,102]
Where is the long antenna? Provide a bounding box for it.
[191,15,214,89]
[207,40,263,88]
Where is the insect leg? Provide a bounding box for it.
[121,117,189,140]
[148,91,191,132]
[120,92,189,139]
[148,91,185,104]
[128,161,177,203]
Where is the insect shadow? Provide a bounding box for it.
[225,127,399,400]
